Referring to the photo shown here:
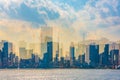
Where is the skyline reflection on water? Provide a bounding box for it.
[0,69,120,80]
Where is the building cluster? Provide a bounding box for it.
[0,27,120,69]
[0,40,18,68]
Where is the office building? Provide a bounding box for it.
[89,44,99,67]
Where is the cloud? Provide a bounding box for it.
[0,0,120,41]
[0,0,60,24]
[52,0,89,11]
[0,0,120,56]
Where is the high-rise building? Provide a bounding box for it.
[31,54,39,64]
[2,42,13,68]
[101,44,109,66]
[54,42,59,63]
[47,42,53,63]
[19,41,33,59]
[40,27,53,59]
[42,42,53,68]
[8,52,15,67]
[89,44,99,67]
[70,42,75,66]
[19,48,33,59]
[52,42,59,60]
[78,54,85,64]
[70,43,75,61]
[110,49,119,66]
[14,56,19,67]
[59,44,63,59]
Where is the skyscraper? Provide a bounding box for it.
[101,44,109,66]
[70,43,75,61]
[70,42,75,66]
[42,41,53,68]
[2,42,13,68]
[89,44,99,67]
[40,27,53,59]
[47,42,53,63]
[110,49,119,66]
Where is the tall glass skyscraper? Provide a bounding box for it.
[89,44,99,67]
[2,42,13,68]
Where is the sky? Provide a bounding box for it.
[0,0,120,49]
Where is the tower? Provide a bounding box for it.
[101,44,109,66]
[89,44,99,67]
[2,42,13,68]
[70,42,75,66]
[40,26,53,59]
[47,42,53,62]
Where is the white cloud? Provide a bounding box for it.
[0,0,23,10]
[0,0,120,42]
[0,0,120,56]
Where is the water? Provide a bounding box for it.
[0,69,120,80]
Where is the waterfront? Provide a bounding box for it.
[0,69,120,80]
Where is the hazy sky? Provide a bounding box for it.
[0,0,120,43]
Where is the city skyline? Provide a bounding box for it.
[1,1,120,80]
[0,0,120,69]
[0,38,120,69]
[0,25,120,58]
[0,33,120,58]
[0,25,120,69]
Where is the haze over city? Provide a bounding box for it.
[0,0,120,69]
[0,0,120,56]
